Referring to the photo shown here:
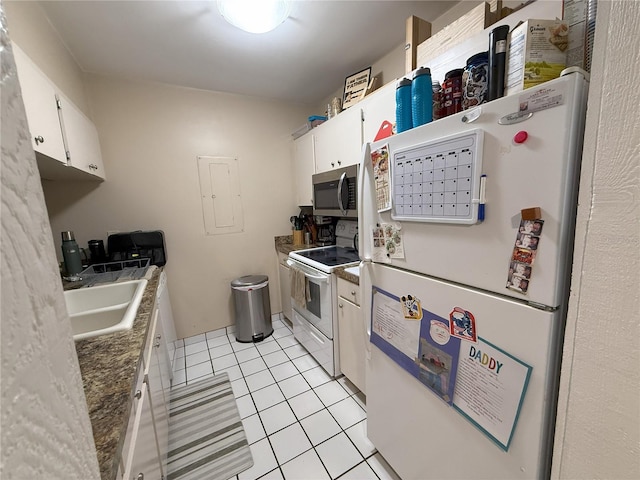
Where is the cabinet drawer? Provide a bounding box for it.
[337,277,360,306]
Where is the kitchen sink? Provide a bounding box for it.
[64,279,148,341]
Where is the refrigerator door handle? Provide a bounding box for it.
[358,143,371,260]
[361,260,372,359]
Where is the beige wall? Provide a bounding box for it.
[43,76,309,338]
[552,1,640,478]
[0,7,100,477]
[5,0,309,339]
[4,0,90,115]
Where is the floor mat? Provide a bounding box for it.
[167,373,253,480]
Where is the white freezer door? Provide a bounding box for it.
[358,72,589,308]
[364,263,561,480]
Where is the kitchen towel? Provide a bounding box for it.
[290,265,310,307]
[167,373,253,480]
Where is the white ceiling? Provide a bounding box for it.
[38,0,458,105]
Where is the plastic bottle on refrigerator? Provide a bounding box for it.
[395,78,413,133]
[411,66,433,127]
[432,80,442,121]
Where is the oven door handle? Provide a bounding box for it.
[337,171,347,216]
[286,260,330,283]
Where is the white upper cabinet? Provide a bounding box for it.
[313,106,363,173]
[58,94,106,179]
[293,132,315,206]
[361,81,397,145]
[12,43,67,164]
[12,42,106,181]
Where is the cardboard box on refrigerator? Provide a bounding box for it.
[416,2,494,69]
[405,15,431,74]
[563,0,597,72]
[505,19,568,95]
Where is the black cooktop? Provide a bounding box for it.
[295,246,360,267]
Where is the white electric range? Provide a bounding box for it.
[288,220,359,377]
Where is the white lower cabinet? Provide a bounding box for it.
[123,385,163,480]
[337,277,366,394]
[278,252,292,322]
[145,308,170,476]
[121,303,172,479]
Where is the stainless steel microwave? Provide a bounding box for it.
[312,164,358,218]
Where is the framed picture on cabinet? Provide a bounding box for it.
[343,67,371,109]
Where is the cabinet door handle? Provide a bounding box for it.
[338,303,343,308]
[136,474,144,480]
[34,136,44,145]
[331,162,335,167]
[337,160,342,165]
[134,389,142,399]
[351,291,356,295]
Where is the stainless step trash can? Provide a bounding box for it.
[231,275,273,343]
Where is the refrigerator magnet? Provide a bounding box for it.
[511,247,535,265]
[449,307,477,343]
[372,144,391,212]
[429,319,451,346]
[371,226,390,263]
[517,83,566,114]
[400,295,423,321]
[382,222,405,259]
[506,218,544,294]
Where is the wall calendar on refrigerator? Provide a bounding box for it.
[391,130,484,224]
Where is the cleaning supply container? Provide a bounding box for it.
[231,275,273,343]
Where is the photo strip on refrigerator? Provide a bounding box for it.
[507,219,544,294]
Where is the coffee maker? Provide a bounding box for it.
[316,224,335,246]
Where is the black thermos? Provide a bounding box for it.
[88,239,107,264]
[487,24,510,102]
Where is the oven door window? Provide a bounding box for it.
[291,267,333,339]
[305,281,322,319]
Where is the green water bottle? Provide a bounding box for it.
[61,231,83,278]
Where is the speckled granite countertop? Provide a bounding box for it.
[74,267,161,480]
[275,235,359,285]
[274,234,317,256]
[333,266,360,285]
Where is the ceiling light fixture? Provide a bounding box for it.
[217,0,291,34]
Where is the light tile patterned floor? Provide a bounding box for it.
[172,314,401,480]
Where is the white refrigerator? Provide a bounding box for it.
[357,71,589,479]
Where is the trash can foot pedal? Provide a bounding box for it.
[252,333,264,343]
